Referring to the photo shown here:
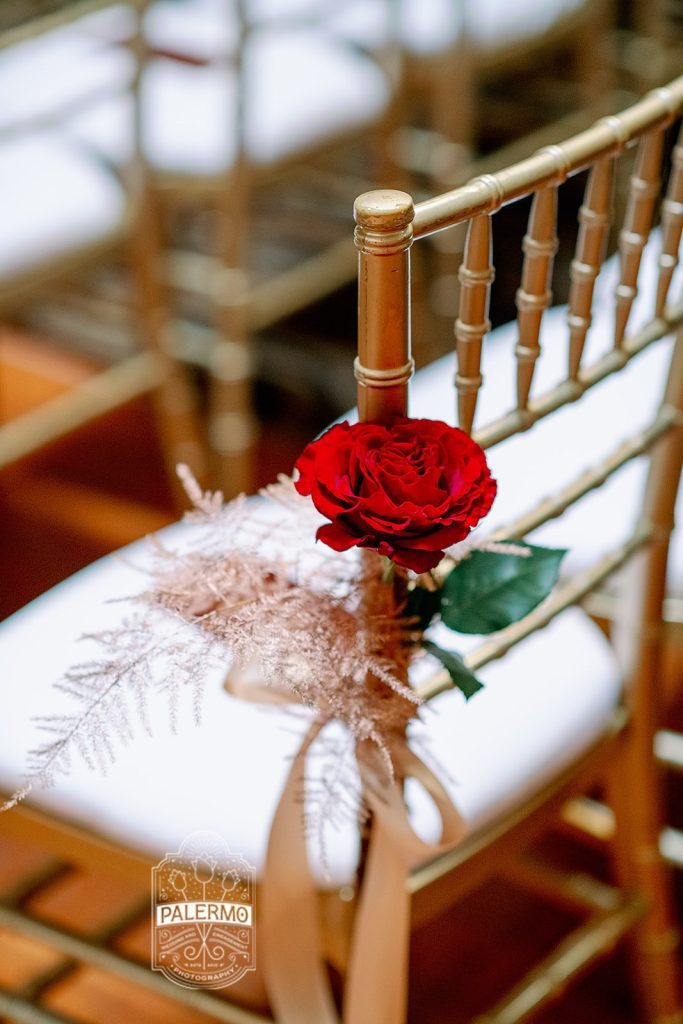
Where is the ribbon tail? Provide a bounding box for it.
[399,747,470,848]
[262,722,340,1024]
[343,807,411,1024]
[260,715,469,1024]
[343,746,470,1024]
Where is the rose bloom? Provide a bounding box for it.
[294,417,496,573]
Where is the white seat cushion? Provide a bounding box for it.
[0,132,126,280]
[400,235,683,592]
[0,521,619,886]
[144,0,239,60]
[73,0,372,64]
[67,27,391,175]
[143,0,338,61]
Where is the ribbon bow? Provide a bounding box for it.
[226,667,469,1024]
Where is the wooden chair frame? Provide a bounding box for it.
[0,80,682,1024]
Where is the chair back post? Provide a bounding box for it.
[615,329,683,681]
[354,189,415,422]
[608,111,683,693]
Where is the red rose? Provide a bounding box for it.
[294,417,496,573]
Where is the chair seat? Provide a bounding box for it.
[405,236,683,593]
[0,519,619,887]
[0,7,133,136]
[0,23,389,276]
[0,132,126,281]
[64,28,391,177]
[0,0,585,187]
[0,3,390,178]
[142,0,590,62]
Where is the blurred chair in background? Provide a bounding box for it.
[0,0,627,511]
[21,0,403,494]
[0,0,207,566]
[336,0,615,180]
[356,0,620,366]
[17,0,623,490]
[621,0,683,93]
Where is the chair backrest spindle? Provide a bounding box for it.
[113,0,209,490]
[656,124,683,317]
[455,210,494,431]
[567,155,615,378]
[614,127,665,348]
[515,183,559,407]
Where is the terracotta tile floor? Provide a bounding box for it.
[0,829,652,1023]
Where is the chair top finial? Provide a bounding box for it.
[354,189,414,231]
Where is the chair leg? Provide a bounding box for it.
[608,732,682,1024]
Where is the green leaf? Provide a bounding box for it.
[422,640,484,700]
[405,584,442,632]
[440,544,567,635]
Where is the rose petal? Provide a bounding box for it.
[380,543,444,573]
[316,522,364,552]
[398,522,470,551]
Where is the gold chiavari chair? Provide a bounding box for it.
[0,0,206,528]
[401,76,683,863]
[0,81,681,1024]
[348,79,683,1020]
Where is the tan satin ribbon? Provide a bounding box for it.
[225,667,468,1024]
[261,721,340,1024]
[343,743,468,1024]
